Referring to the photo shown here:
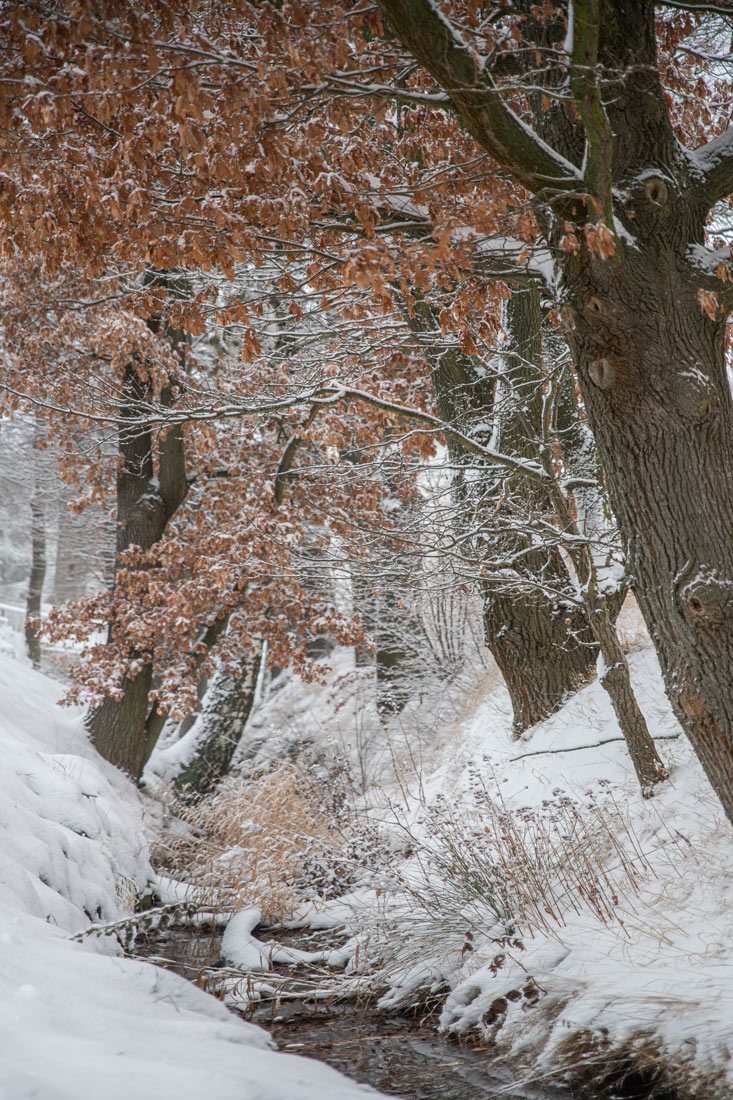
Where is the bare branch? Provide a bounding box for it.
[658,0,733,17]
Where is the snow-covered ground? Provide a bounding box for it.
[5,601,733,1097]
[163,603,733,1094]
[420,636,733,1090]
[0,650,387,1100]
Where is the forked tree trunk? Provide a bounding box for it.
[379,0,710,800]
[175,646,262,797]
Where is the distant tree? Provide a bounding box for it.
[24,425,47,668]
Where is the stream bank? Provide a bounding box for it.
[132,922,564,1100]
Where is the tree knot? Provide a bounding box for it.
[676,564,733,629]
[643,176,669,207]
[588,357,616,390]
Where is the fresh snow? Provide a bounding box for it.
[203,602,733,1092]
[371,607,733,1088]
[0,653,388,1100]
[5,600,733,1095]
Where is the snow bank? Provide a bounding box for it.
[0,653,387,1099]
[408,630,733,1091]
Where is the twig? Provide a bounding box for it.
[510,733,681,762]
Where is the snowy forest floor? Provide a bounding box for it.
[2,604,733,1098]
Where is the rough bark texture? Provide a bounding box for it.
[380,0,720,806]
[86,368,188,778]
[411,295,600,730]
[175,646,262,797]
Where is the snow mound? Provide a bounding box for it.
[0,652,387,1099]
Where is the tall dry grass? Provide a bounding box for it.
[156,762,353,923]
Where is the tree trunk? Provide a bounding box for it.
[411,295,601,731]
[592,608,666,793]
[175,647,262,797]
[352,559,425,714]
[484,588,597,730]
[53,488,90,604]
[86,368,188,778]
[567,269,733,812]
[25,464,46,669]
[379,0,717,799]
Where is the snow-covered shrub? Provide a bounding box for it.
[359,778,655,1008]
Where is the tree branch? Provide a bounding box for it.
[658,0,733,17]
[694,126,733,210]
[273,405,318,505]
[376,0,581,196]
[569,0,615,226]
[509,732,680,762]
[314,384,550,482]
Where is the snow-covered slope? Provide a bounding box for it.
[428,641,733,1089]
[0,653,386,1100]
[358,611,733,1093]
[206,607,733,1094]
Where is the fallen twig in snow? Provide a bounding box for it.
[509,733,681,762]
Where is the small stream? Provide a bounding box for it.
[133,924,564,1100]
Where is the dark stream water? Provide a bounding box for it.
[133,924,563,1100]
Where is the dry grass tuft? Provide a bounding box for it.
[157,763,350,923]
[395,773,656,944]
[551,1028,729,1100]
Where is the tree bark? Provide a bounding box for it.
[86,368,188,778]
[175,646,262,797]
[379,0,721,800]
[25,452,46,669]
[410,296,601,730]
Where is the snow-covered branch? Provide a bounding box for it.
[694,126,733,209]
[376,0,582,198]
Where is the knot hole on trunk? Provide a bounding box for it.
[643,176,669,206]
[677,566,733,630]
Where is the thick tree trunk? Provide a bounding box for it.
[484,587,597,731]
[412,295,601,730]
[377,0,690,795]
[374,585,416,714]
[86,369,187,778]
[87,664,155,776]
[567,274,733,813]
[175,647,262,796]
